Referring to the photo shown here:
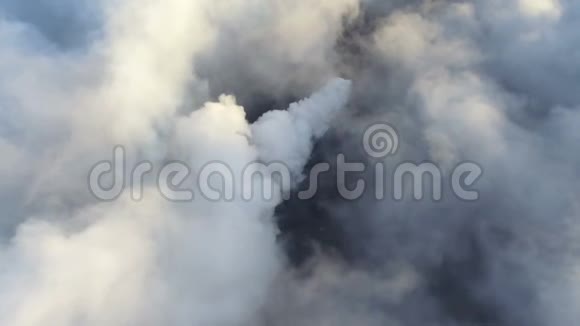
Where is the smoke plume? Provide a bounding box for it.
[0,0,579,325]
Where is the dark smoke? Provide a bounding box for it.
[1,1,579,325]
[271,1,580,325]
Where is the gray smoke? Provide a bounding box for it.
[0,0,579,325]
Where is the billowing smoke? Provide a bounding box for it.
[0,0,579,325]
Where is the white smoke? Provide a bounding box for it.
[252,78,352,180]
[0,0,352,325]
[1,0,580,325]
[0,80,351,326]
